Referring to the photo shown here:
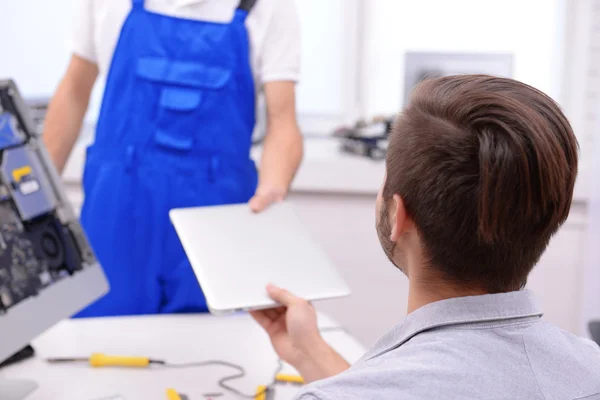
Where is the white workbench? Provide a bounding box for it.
[61,134,387,199]
[1,314,365,400]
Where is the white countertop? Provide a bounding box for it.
[62,135,387,196]
[61,130,590,201]
[2,313,365,400]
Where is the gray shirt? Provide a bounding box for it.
[296,290,600,400]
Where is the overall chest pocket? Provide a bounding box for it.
[136,57,233,152]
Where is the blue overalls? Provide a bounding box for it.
[76,0,258,317]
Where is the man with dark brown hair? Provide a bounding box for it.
[252,75,600,399]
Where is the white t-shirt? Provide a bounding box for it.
[72,0,301,87]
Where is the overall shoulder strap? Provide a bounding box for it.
[238,0,257,13]
[131,0,144,8]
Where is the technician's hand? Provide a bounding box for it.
[248,186,286,213]
[250,285,350,383]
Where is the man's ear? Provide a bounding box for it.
[390,194,409,241]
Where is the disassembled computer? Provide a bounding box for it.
[0,80,108,376]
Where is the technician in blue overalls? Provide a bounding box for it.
[43,0,303,316]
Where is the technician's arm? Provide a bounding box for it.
[43,55,98,174]
[249,81,303,212]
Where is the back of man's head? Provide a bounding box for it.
[384,75,578,293]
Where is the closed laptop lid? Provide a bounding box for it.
[169,202,350,314]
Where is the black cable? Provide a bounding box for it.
[155,358,283,399]
[136,327,346,398]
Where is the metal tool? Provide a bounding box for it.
[48,354,284,399]
[46,353,163,368]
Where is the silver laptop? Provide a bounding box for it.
[169,202,350,314]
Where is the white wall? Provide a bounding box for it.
[360,0,565,117]
[561,0,599,201]
[577,0,600,335]
[296,1,354,116]
[580,144,600,337]
[283,0,362,133]
[0,0,76,98]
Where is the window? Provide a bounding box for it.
[294,0,362,134]
[360,0,564,115]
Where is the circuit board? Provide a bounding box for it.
[0,197,93,314]
[0,200,47,311]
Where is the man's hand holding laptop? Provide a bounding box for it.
[250,284,350,383]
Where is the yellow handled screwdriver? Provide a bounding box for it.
[46,353,165,368]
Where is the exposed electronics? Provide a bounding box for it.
[333,116,392,160]
[0,80,108,400]
[170,202,350,315]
